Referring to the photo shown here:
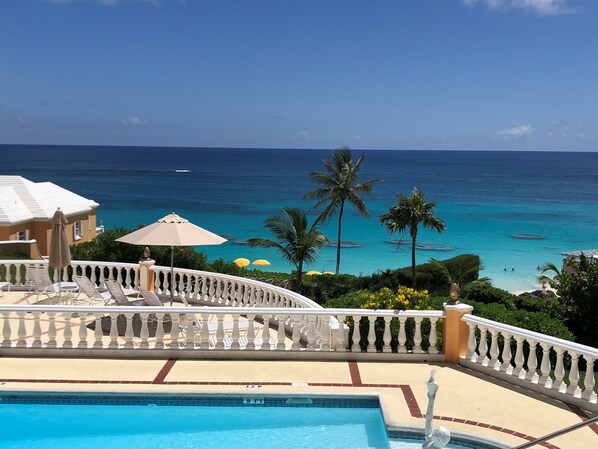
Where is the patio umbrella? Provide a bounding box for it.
[234,258,250,268]
[252,259,270,266]
[48,208,72,299]
[116,213,227,303]
[306,271,321,276]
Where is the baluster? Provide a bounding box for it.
[581,356,596,401]
[477,325,489,366]
[276,315,286,351]
[215,279,223,303]
[243,282,250,306]
[551,347,566,392]
[566,351,581,397]
[213,314,224,350]
[262,314,272,350]
[397,316,407,354]
[499,332,512,373]
[488,329,500,370]
[108,313,119,348]
[200,275,207,300]
[16,312,27,348]
[291,316,301,350]
[366,316,376,352]
[47,313,57,348]
[155,315,165,349]
[117,269,124,286]
[320,316,331,351]
[93,313,104,348]
[123,313,134,348]
[511,336,526,378]
[199,312,210,350]
[78,313,88,348]
[230,315,240,350]
[62,314,73,348]
[90,265,98,285]
[413,317,423,354]
[382,316,392,353]
[169,313,180,350]
[139,313,150,349]
[335,315,346,351]
[538,343,553,388]
[465,322,477,361]
[351,315,362,352]
[246,313,256,350]
[99,265,106,286]
[428,317,438,355]
[32,312,42,348]
[525,340,538,382]
[177,273,184,299]
[306,315,316,351]
[185,314,195,349]
[2,312,12,347]
[163,274,171,297]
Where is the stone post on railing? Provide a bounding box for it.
[443,303,474,364]
[138,247,155,292]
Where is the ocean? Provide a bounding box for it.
[2,145,598,292]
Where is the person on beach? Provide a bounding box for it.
[422,370,451,449]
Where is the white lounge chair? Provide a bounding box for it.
[0,281,9,298]
[105,279,145,306]
[27,264,77,304]
[73,275,111,305]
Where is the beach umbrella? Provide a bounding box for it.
[323,272,335,275]
[116,213,227,303]
[252,259,270,266]
[306,271,322,276]
[48,208,72,299]
[234,258,250,268]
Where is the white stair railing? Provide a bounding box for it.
[462,314,598,411]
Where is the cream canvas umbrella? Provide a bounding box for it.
[116,213,227,302]
[48,208,72,299]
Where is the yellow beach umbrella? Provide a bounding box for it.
[252,259,271,266]
[234,258,250,268]
[306,271,322,276]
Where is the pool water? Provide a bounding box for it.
[0,395,498,449]
[0,397,389,449]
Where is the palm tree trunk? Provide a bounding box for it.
[336,201,345,275]
[296,261,304,293]
[411,227,417,289]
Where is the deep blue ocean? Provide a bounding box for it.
[2,145,597,291]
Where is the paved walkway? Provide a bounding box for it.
[0,357,596,449]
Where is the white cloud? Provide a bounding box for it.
[496,124,535,140]
[122,116,146,126]
[461,0,579,15]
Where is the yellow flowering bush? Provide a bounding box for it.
[360,286,430,311]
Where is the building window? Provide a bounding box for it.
[16,231,27,241]
[74,221,82,241]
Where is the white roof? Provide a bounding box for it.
[0,176,99,225]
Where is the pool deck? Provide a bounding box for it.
[1,293,597,448]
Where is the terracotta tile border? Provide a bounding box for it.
[347,361,363,386]
[566,403,598,437]
[152,359,177,384]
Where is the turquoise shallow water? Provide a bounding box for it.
[3,145,598,291]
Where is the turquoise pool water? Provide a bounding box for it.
[0,395,497,449]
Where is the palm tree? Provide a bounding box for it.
[304,146,381,274]
[379,187,446,289]
[248,207,328,293]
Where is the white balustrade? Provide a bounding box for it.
[0,304,443,359]
[462,315,598,408]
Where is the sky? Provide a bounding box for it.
[0,0,597,151]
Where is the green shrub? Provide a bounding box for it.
[462,283,516,308]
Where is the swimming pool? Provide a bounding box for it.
[0,394,500,449]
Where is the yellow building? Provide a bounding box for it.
[0,176,100,256]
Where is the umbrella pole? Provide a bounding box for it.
[170,245,174,306]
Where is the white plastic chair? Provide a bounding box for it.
[27,264,69,304]
[105,279,145,306]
